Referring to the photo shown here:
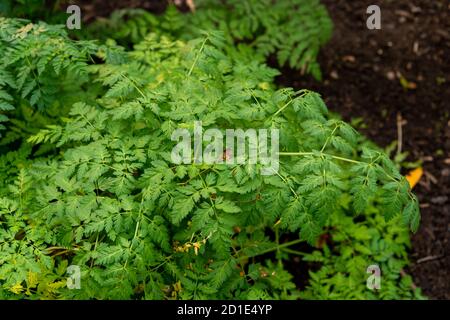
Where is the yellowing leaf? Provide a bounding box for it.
[10,283,24,294]
[406,167,423,189]
[26,271,39,289]
[258,82,270,90]
[173,280,182,292]
[45,281,67,295]
[14,23,33,39]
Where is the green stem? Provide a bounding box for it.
[281,247,307,256]
[275,227,282,267]
[279,152,363,165]
[188,36,209,76]
[272,99,294,118]
[273,169,298,198]
[121,73,146,99]
[329,155,362,164]
[239,238,304,260]
[124,197,145,268]
[278,152,313,157]
[320,124,339,152]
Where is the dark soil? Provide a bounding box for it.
[276,0,450,299]
[73,0,449,299]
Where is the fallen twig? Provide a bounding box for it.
[396,112,403,156]
[416,254,445,264]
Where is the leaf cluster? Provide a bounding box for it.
[87,0,333,79]
[0,13,420,300]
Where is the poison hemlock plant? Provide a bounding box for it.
[0,18,97,110]
[87,0,333,79]
[300,196,425,300]
[0,18,123,145]
[0,23,420,299]
[185,0,333,79]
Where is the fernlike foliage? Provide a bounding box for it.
[88,0,333,79]
[0,20,419,299]
[0,18,122,145]
[301,201,424,299]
